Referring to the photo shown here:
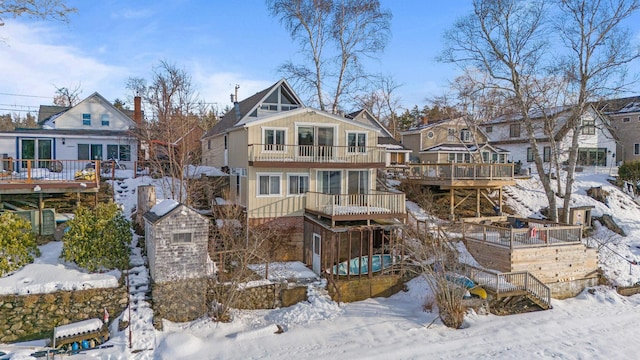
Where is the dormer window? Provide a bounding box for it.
[460,129,471,142]
[82,113,91,126]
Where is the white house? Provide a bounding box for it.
[483,105,617,172]
[0,92,139,171]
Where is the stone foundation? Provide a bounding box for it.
[328,275,405,303]
[548,277,599,299]
[0,284,128,343]
[151,278,209,327]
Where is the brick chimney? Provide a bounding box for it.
[421,116,429,125]
[133,96,142,127]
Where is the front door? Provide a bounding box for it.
[312,233,321,274]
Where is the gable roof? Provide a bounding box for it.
[346,109,394,138]
[202,78,303,139]
[37,105,70,124]
[38,92,137,129]
[143,199,181,224]
[399,117,465,135]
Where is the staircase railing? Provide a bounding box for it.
[464,265,551,309]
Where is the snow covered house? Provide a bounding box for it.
[0,92,139,172]
[200,79,407,301]
[143,199,212,283]
[483,105,617,172]
[400,117,510,164]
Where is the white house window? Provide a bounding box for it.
[623,117,630,122]
[101,114,110,126]
[264,128,286,151]
[82,113,91,126]
[257,173,281,196]
[527,147,534,162]
[447,128,455,141]
[427,131,434,139]
[207,140,211,150]
[448,153,470,163]
[288,174,309,195]
[106,144,131,161]
[635,144,640,155]
[510,124,521,138]
[543,146,551,162]
[582,118,596,135]
[482,152,490,163]
[460,129,471,142]
[347,132,367,153]
[172,232,192,243]
[78,144,102,160]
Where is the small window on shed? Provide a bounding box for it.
[173,232,192,243]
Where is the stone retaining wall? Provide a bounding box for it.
[0,284,128,343]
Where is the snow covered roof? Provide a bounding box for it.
[144,199,180,223]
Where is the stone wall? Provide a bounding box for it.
[206,280,308,311]
[0,284,128,343]
[151,278,209,328]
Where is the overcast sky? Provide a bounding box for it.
[1,0,639,117]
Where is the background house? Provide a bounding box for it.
[599,96,640,164]
[484,105,617,171]
[0,92,139,171]
[400,117,509,164]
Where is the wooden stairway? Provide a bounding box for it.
[464,265,552,315]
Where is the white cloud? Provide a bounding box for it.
[0,21,130,112]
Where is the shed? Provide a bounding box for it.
[143,199,213,283]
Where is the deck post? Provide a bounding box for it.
[476,188,481,217]
[499,187,503,215]
[368,228,373,279]
[449,188,455,220]
[38,193,43,236]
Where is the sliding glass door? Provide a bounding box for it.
[298,126,334,158]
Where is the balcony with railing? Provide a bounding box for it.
[390,163,515,187]
[0,159,101,194]
[305,190,406,224]
[248,144,386,168]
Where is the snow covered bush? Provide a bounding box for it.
[62,202,131,272]
[0,212,39,276]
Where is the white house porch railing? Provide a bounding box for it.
[248,144,385,164]
[401,163,515,181]
[306,190,406,217]
[462,221,582,249]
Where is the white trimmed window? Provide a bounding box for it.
[288,173,309,195]
[257,173,282,196]
[101,114,110,126]
[263,128,286,151]
[82,113,91,126]
[460,129,471,142]
[447,128,455,141]
[347,132,367,153]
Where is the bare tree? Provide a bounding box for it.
[267,0,391,113]
[53,83,82,106]
[354,75,403,139]
[0,0,75,26]
[129,61,208,204]
[441,0,639,222]
[554,0,640,223]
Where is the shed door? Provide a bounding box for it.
[312,233,321,274]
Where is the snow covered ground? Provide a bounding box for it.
[3,170,640,359]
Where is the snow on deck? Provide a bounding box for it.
[248,262,319,282]
[54,318,103,339]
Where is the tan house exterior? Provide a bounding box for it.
[600,97,640,164]
[201,80,406,281]
[400,117,508,164]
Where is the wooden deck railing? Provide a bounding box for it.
[464,265,551,309]
[306,190,406,217]
[390,163,515,181]
[248,144,385,164]
[0,159,101,185]
[462,221,582,248]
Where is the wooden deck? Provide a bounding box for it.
[0,159,101,194]
[305,190,406,225]
[391,163,515,188]
[462,218,599,290]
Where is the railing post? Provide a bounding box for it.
[27,160,32,183]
